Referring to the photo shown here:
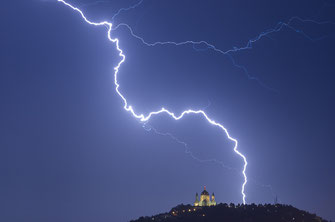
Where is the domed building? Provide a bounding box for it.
[194,186,216,206]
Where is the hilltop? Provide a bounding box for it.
[131,203,328,222]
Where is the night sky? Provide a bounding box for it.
[1,0,335,221]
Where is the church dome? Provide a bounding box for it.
[201,189,209,196]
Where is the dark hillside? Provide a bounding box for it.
[131,203,327,222]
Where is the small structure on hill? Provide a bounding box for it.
[194,186,216,206]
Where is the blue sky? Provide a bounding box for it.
[1,0,335,221]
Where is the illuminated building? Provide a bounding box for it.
[194,186,216,206]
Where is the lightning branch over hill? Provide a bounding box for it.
[57,0,248,204]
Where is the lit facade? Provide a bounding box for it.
[194,186,216,206]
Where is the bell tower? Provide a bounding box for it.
[211,193,216,205]
[194,193,199,206]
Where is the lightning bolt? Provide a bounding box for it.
[57,0,248,203]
